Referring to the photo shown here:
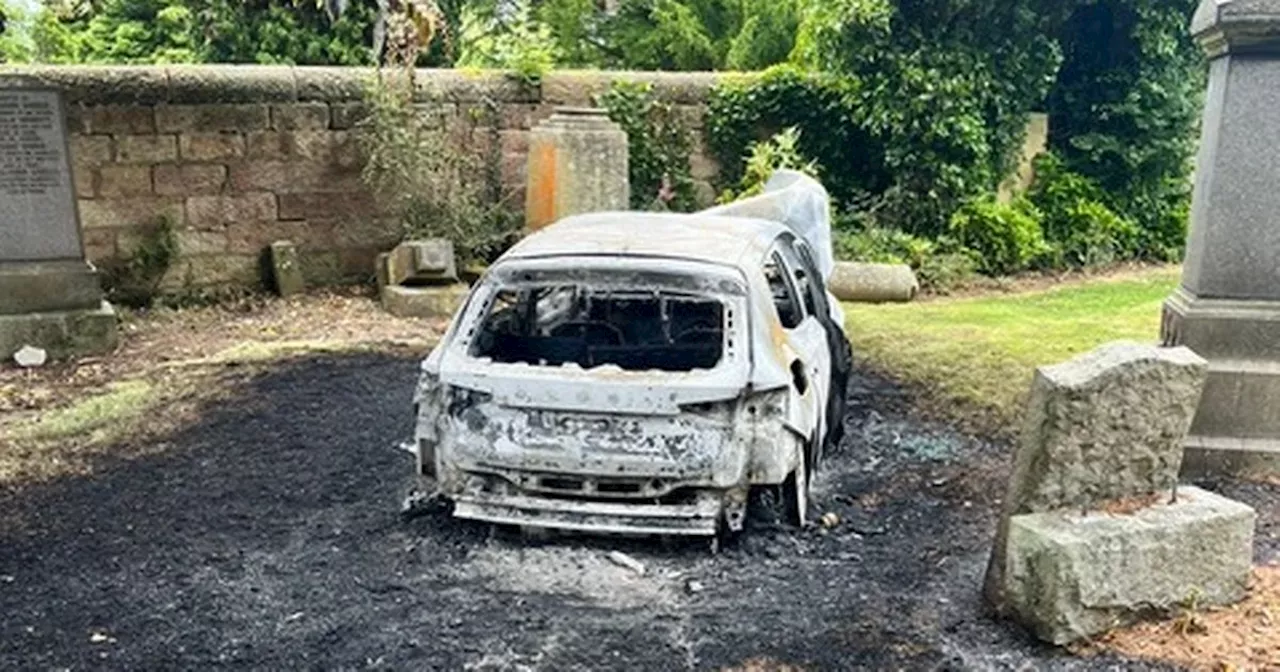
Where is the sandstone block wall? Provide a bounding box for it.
[3,66,730,290]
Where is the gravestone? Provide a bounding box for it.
[0,81,117,360]
[984,342,1255,644]
[1162,0,1280,475]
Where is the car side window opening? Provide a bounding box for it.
[765,250,805,329]
[790,241,828,319]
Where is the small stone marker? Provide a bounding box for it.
[0,80,118,361]
[376,239,467,319]
[983,342,1256,644]
[269,240,306,297]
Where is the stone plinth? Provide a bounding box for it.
[381,284,469,319]
[525,108,629,230]
[1003,486,1255,645]
[376,240,468,319]
[0,83,117,361]
[1163,0,1280,475]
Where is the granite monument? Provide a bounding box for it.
[1163,0,1280,475]
[0,81,117,360]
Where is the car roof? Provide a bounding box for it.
[500,212,790,270]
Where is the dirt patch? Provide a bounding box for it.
[1,353,1225,670]
[0,289,446,489]
[1085,566,1280,671]
[450,545,681,610]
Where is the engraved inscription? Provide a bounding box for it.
[0,88,82,262]
[0,93,65,196]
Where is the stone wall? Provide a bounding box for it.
[2,66,731,290]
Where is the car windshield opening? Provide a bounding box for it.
[470,285,725,372]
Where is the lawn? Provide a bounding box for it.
[842,266,1182,434]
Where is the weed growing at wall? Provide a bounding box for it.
[358,72,519,266]
[598,81,697,212]
[102,215,179,308]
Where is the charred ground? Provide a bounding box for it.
[1,353,1274,670]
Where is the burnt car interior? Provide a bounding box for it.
[470,286,726,372]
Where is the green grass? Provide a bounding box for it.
[842,267,1181,432]
[10,380,157,444]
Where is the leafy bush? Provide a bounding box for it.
[1029,153,1139,268]
[718,127,819,202]
[947,197,1048,275]
[833,221,979,292]
[22,0,380,65]
[455,1,557,86]
[535,0,803,71]
[788,0,1071,235]
[707,65,881,208]
[598,81,698,212]
[1047,0,1202,261]
[358,72,519,267]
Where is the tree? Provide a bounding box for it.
[532,0,803,71]
[785,0,1074,233]
[1046,0,1203,259]
[25,0,380,65]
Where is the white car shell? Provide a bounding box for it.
[412,212,851,536]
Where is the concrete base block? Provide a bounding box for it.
[1002,486,1255,645]
[1163,287,1280,476]
[0,301,120,360]
[380,284,469,319]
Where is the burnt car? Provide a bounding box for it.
[411,203,851,536]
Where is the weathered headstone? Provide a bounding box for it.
[269,240,306,298]
[525,108,629,231]
[0,81,117,360]
[984,342,1255,644]
[1162,0,1280,475]
[376,239,467,319]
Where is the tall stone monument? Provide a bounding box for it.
[524,108,629,231]
[0,81,117,360]
[1163,0,1280,475]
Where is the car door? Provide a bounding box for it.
[791,237,853,455]
[765,238,832,457]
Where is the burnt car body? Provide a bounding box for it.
[412,209,852,536]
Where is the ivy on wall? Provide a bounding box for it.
[598,81,698,212]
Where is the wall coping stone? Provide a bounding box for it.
[0,65,740,107]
